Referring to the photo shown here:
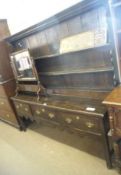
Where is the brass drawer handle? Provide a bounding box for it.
[0,102,4,105]
[85,122,94,128]
[25,108,29,112]
[48,113,55,119]
[42,109,45,112]
[16,105,19,109]
[6,114,10,118]
[65,118,72,124]
[76,116,80,120]
[36,110,41,115]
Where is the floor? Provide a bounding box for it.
[0,121,119,175]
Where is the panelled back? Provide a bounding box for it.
[13,6,107,57]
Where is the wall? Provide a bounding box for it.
[0,0,81,34]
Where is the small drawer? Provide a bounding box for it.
[0,110,18,125]
[14,101,33,119]
[18,84,39,93]
[31,105,58,123]
[58,111,102,134]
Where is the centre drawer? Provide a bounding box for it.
[31,104,103,134]
[57,111,103,134]
[14,101,33,119]
[31,105,58,123]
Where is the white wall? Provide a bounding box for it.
[0,0,81,34]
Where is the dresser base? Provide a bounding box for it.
[11,94,112,168]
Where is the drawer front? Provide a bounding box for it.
[0,110,18,125]
[0,98,13,112]
[58,112,102,134]
[14,101,33,119]
[31,105,58,123]
[32,105,102,134]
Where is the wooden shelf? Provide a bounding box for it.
[18,77,37,82]
[39,67,114,76]
[35,44,110,60]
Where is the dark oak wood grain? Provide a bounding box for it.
[8,0,115,169]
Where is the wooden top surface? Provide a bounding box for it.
[11,95,107,117]
[103,86,121,106]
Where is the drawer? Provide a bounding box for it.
[14,101,33,120]
[58,111,102,134]
[32,105,102,134]
[18,84,39,93]
[0,98,13,112]
[0,110,18,125]
[31,105,58,123]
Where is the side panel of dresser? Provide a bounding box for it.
[0,41,14,81]
[0,79,20,127]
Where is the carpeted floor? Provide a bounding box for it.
[0,121,118,175]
